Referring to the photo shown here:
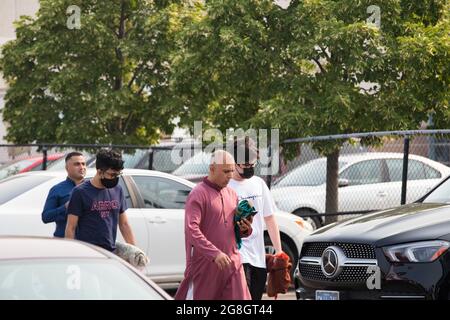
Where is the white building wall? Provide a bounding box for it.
[0,0,39,162]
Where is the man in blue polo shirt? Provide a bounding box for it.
[41,152,86,237]
[65,149,136,251]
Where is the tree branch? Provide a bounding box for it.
[312,57,325,74]
[319,45,331,60]
[136,84,146,96]
[123,111,134,134]
[128,63,145,88]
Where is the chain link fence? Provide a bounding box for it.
[1,130,450,229]
[272,130,450,229]
[0,141,201,180]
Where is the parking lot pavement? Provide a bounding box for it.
[262,288,296,300]
[164,288,296,300]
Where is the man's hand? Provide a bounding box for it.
[214,252,232,270]
[237,218,253,237]
[65,214,78,239]
[119,212,136,245]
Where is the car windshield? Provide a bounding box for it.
[0,259,165,300]
[122,149,148,168]
[172,151,266,176]
[0,159,37,180]
[274,159,347,187]
[152,149,183,172]
[46,156,68,171]
[85,150,149,169]
[172,151,211,176]
[422,177,450,204]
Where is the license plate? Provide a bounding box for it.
[315,290,340,300]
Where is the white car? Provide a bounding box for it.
[271,152,450,229]
[0,169,311,287]
[0,236,172,300]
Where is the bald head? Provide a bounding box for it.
[210,150,235,166]
[208,150,235,188]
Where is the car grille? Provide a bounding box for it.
[299,264,372,283]
[299,242,377,284]
[301,242,376,259]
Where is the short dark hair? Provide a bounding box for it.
[65,152,84,163]
[233,136,258,164]
[95,149,124,171]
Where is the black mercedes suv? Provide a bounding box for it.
[295,175,450,300]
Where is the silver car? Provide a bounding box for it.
[0,236,172,300]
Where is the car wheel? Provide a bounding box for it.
[293,208,322,230]
[264,234,296,283]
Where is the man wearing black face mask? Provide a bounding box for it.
[228,137,283,300]
[65,149,136,251]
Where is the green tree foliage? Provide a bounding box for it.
[171,0,449,221]
[0,0,184,144]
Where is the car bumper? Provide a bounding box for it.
[294,250,450,300]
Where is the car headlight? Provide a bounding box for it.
[383,240,450,263]
[294,218,313,232]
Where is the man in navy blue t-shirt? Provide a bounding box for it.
[42,152,86,237]
[65,149,136,252]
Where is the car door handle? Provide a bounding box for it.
[148,217,167,224]
[377,191,387,197]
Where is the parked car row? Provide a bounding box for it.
[11,150,450,233]
[170,151,450,230]
[0,153,64,180]
[3,149,450,300]
[0,169,311,289]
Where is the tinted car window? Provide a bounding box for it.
[386,159,438,181]
[423,163,441,179]
[0,159,36,180]
[122,150,148,169]
[340,159,383,185]
[0,259,164,300]
[46,157,66,171]
[406,160,426,180]
[275,159,327,187]
[385,159,403,181]
[132,176,191,209]
[0,175,53,205]
[274,159,347,187]
[152,149,183,173]
[29,158,60,171]
[131,149,181,172]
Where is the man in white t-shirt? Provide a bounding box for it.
[228,137,283,300]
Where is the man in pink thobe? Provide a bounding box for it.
[175,150,252,300]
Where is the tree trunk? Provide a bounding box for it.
[325,148,340,225]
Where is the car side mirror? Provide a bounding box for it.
[338,178,349,188]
